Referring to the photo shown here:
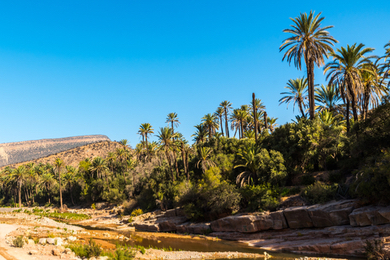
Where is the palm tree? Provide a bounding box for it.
[40,172,55,205]
[231,109,248,139]
[63,166,76,205]
[196,147,216,173]
[280,11,337,119]
[215,107,225,136]
[54,158,64,210]
[106,152,116,174]
[360,62,387,119]
[9,166,27,207]
[219,101,232,137]
[267,117,278,133]
[315,84,341,113]
[192,124,208,144]
[250,96,265,140]
[379,41,390,88]
[138,123,154,149]
[156,127,177,181]
[234,144,261,187]
[91,157,109,180]
[324,43,375,130]
[279,77,308,117]
[201,113,219,140]
[166,112,180,134]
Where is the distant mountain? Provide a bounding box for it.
[0,135,111,167]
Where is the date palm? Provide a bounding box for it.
[315,84,341,114]
[201,113,219,140]
[280,11,337,119]
[192,124,208,144]
[63,166,76,205]
[279,77,308,117]
[91,157,108,180]
[234,144,261,187]
[53,158,65,210]
[166,112,180,134]
[138,123,154,149]
[267,117,278,133]
[196,147,216,173]
[219,100,232,137]
[156,127,177,181]
[9,166,27,207]
[215,107,224,136]
[324,43,375,130]
[379,41,390,87]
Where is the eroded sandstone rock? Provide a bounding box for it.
[283,206,313,229]
[308,200,357,227]
[350,206,390,226]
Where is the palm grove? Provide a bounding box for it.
[1,11,390,219]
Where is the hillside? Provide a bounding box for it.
[1,140,125,169]
[0,135,111,167]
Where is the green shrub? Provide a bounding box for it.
[130,209,143,217]
[13,236,24,248]
[67,239,102,258]
[350,150,390,203]
[91,203,96,210]
[301,181,338,204]
[240,184,280,212]
[111,247,135,260]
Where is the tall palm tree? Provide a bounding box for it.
[279,77,308,117]
[138,123,154,149]
[201,113,219,140]
[40,172,55,205]
[166,112,180,134]
[315,84,341,113]
[106,152,116,174]
[280,11,337,119]
[219,101,232,137]
[324,43,375,130]
[53,158,64,210]
[63,166,76,205]
[9,166,27,207]
[215,107,225,136]
[156,127,177,181]
[379,41,390,87]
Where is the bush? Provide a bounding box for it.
[67,238,102,258]
[111,247,135,260]
[301,181,338,204]
[130,209,143,217]
[350,150,390,203]
[240,184,280,212]
[13,236,24,248]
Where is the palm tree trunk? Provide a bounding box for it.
[346,96,350,132]
[299,101,305,117]
[224,109,229,138]
[59,170,63,211]
[18,181,22,208]
[305,53,315,120]
[208,125,212,140]
[264,112,268,131]
[252,93,258,142]
[70,186,75,206]
[165,149,175,182]
[219,115,224,136]
[173,150,179,179]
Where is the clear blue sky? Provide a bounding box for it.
[0,1,389,146]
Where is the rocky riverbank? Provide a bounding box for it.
[125,200,390,258]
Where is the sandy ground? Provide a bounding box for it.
[0,224,38,260]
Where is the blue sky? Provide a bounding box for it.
[0,1,389,146]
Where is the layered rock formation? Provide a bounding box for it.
[131,200,390,257]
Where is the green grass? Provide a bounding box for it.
[33,212,91,221]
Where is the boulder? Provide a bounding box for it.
[158,216,188,232]
[210,212,285,233]
[67,236,77,242]
[134,222,160,232]
[307,200,357,227]
[38,238,47,245]
[28,250,38,255]
[283,206,313,229]
[350,206,390,227]
[46,238,55,245]
[270,211,288,230]
[27,239,35,245]
[163,209,177,218]
[186,223,211,234]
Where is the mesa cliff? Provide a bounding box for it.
[0,135,111,167]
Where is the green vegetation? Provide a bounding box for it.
[33,212,90,221]
[0,12,389,220]
[12,236,24,248]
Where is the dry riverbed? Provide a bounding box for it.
[0,210,273,260]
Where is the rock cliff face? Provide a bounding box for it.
[0,135,111,167]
